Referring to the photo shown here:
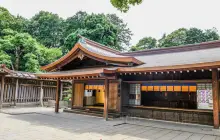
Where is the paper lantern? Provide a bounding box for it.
[88,85,93,90]
[167,86,173,92]
[93,85,98,89]
[154,86,160,91]
[174,86,181,91]
[148,86,153,91]
[141,86,147,91]
[182,86,189,92]
[160,86,167,91]
[189,86,197,92]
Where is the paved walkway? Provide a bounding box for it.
[0,107,220,140]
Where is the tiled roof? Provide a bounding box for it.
[0,65,37,79]
[79,40,125,57]
[135,47,220,68]
[41,36,142,71]
[36,67,107,79]
[117,40,220,72]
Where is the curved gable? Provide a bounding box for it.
[41,40,143,72]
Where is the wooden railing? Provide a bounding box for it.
[0,78,70,107]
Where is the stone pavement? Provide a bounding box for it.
[0,107,220,140]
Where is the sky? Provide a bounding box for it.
[0,0,220,46]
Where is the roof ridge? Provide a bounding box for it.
[121,39,220,56]
[78,35,121,54]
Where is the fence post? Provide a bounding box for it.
[40,81,44,107]
[14,79,19,106]
[0,75,5,109]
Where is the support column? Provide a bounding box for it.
[40,81,44,107]
[14,79,19,106]
[104,78,109,121]
[71,80,75,109]
[0,75,5,109]
[118,79,122,113]
[212,68,219,129]
[60,82,63,101]
[55,79,61,113]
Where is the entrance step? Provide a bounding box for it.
[63,108,120,118]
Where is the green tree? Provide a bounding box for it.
[185,28,205,44]
[130,37,157,51]
[0,7,28,35]
[110,0,143,12]
[63,14,122,52]
[63,13,132,52]
[158,28,187,48]
[0,7,15,36]
[38,44,62,66]
[63,29,87,53]
[27,11,64,48]
[0,29,62,72]
[0,51,11,67]
[14,15,29,33]
[107,14,132,48]
[203,28,219,42]
[63,11,88,37]
[158,28,219,48]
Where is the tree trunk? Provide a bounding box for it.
[15,50,19,71]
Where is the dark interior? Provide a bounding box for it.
[141,91,197,109]
[120,70,212,81]
[61,56,109,70]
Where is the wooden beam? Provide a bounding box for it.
[118,61,220,73]
[104,78,109,120]
[123,79,212,84]
[71,80,75,109]
[14,79,19,106]
[212,68,219,129]
[55,79,61,113]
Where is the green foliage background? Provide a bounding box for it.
[0,7,132,72]
[0,6,219,72]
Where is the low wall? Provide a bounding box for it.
[122,106,214,125]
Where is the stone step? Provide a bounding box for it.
[63,108,120,118]
[71,106,119,113]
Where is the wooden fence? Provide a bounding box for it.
[0,78,69,107]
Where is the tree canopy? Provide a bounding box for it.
[130,37,157,51]
[27,11,64,48]
[158,28,219,48]
[0,29,62,72]
[62,12,132,52]
[1,6,220,72]
[130,27,220,51]
[110,0,143,12]
[0,7,132,72]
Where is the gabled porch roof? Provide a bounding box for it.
[41,37,143,72]
[36,67,116,80]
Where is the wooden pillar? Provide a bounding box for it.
[118,79,122,112]
[212,68,219,129]
[0,75,5,109]
[55,79,61,113]
[14,79,19,106]
[40,81,44,107]
[104,78,109,120]
[60,82,63,101]
[71,80,75,109]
